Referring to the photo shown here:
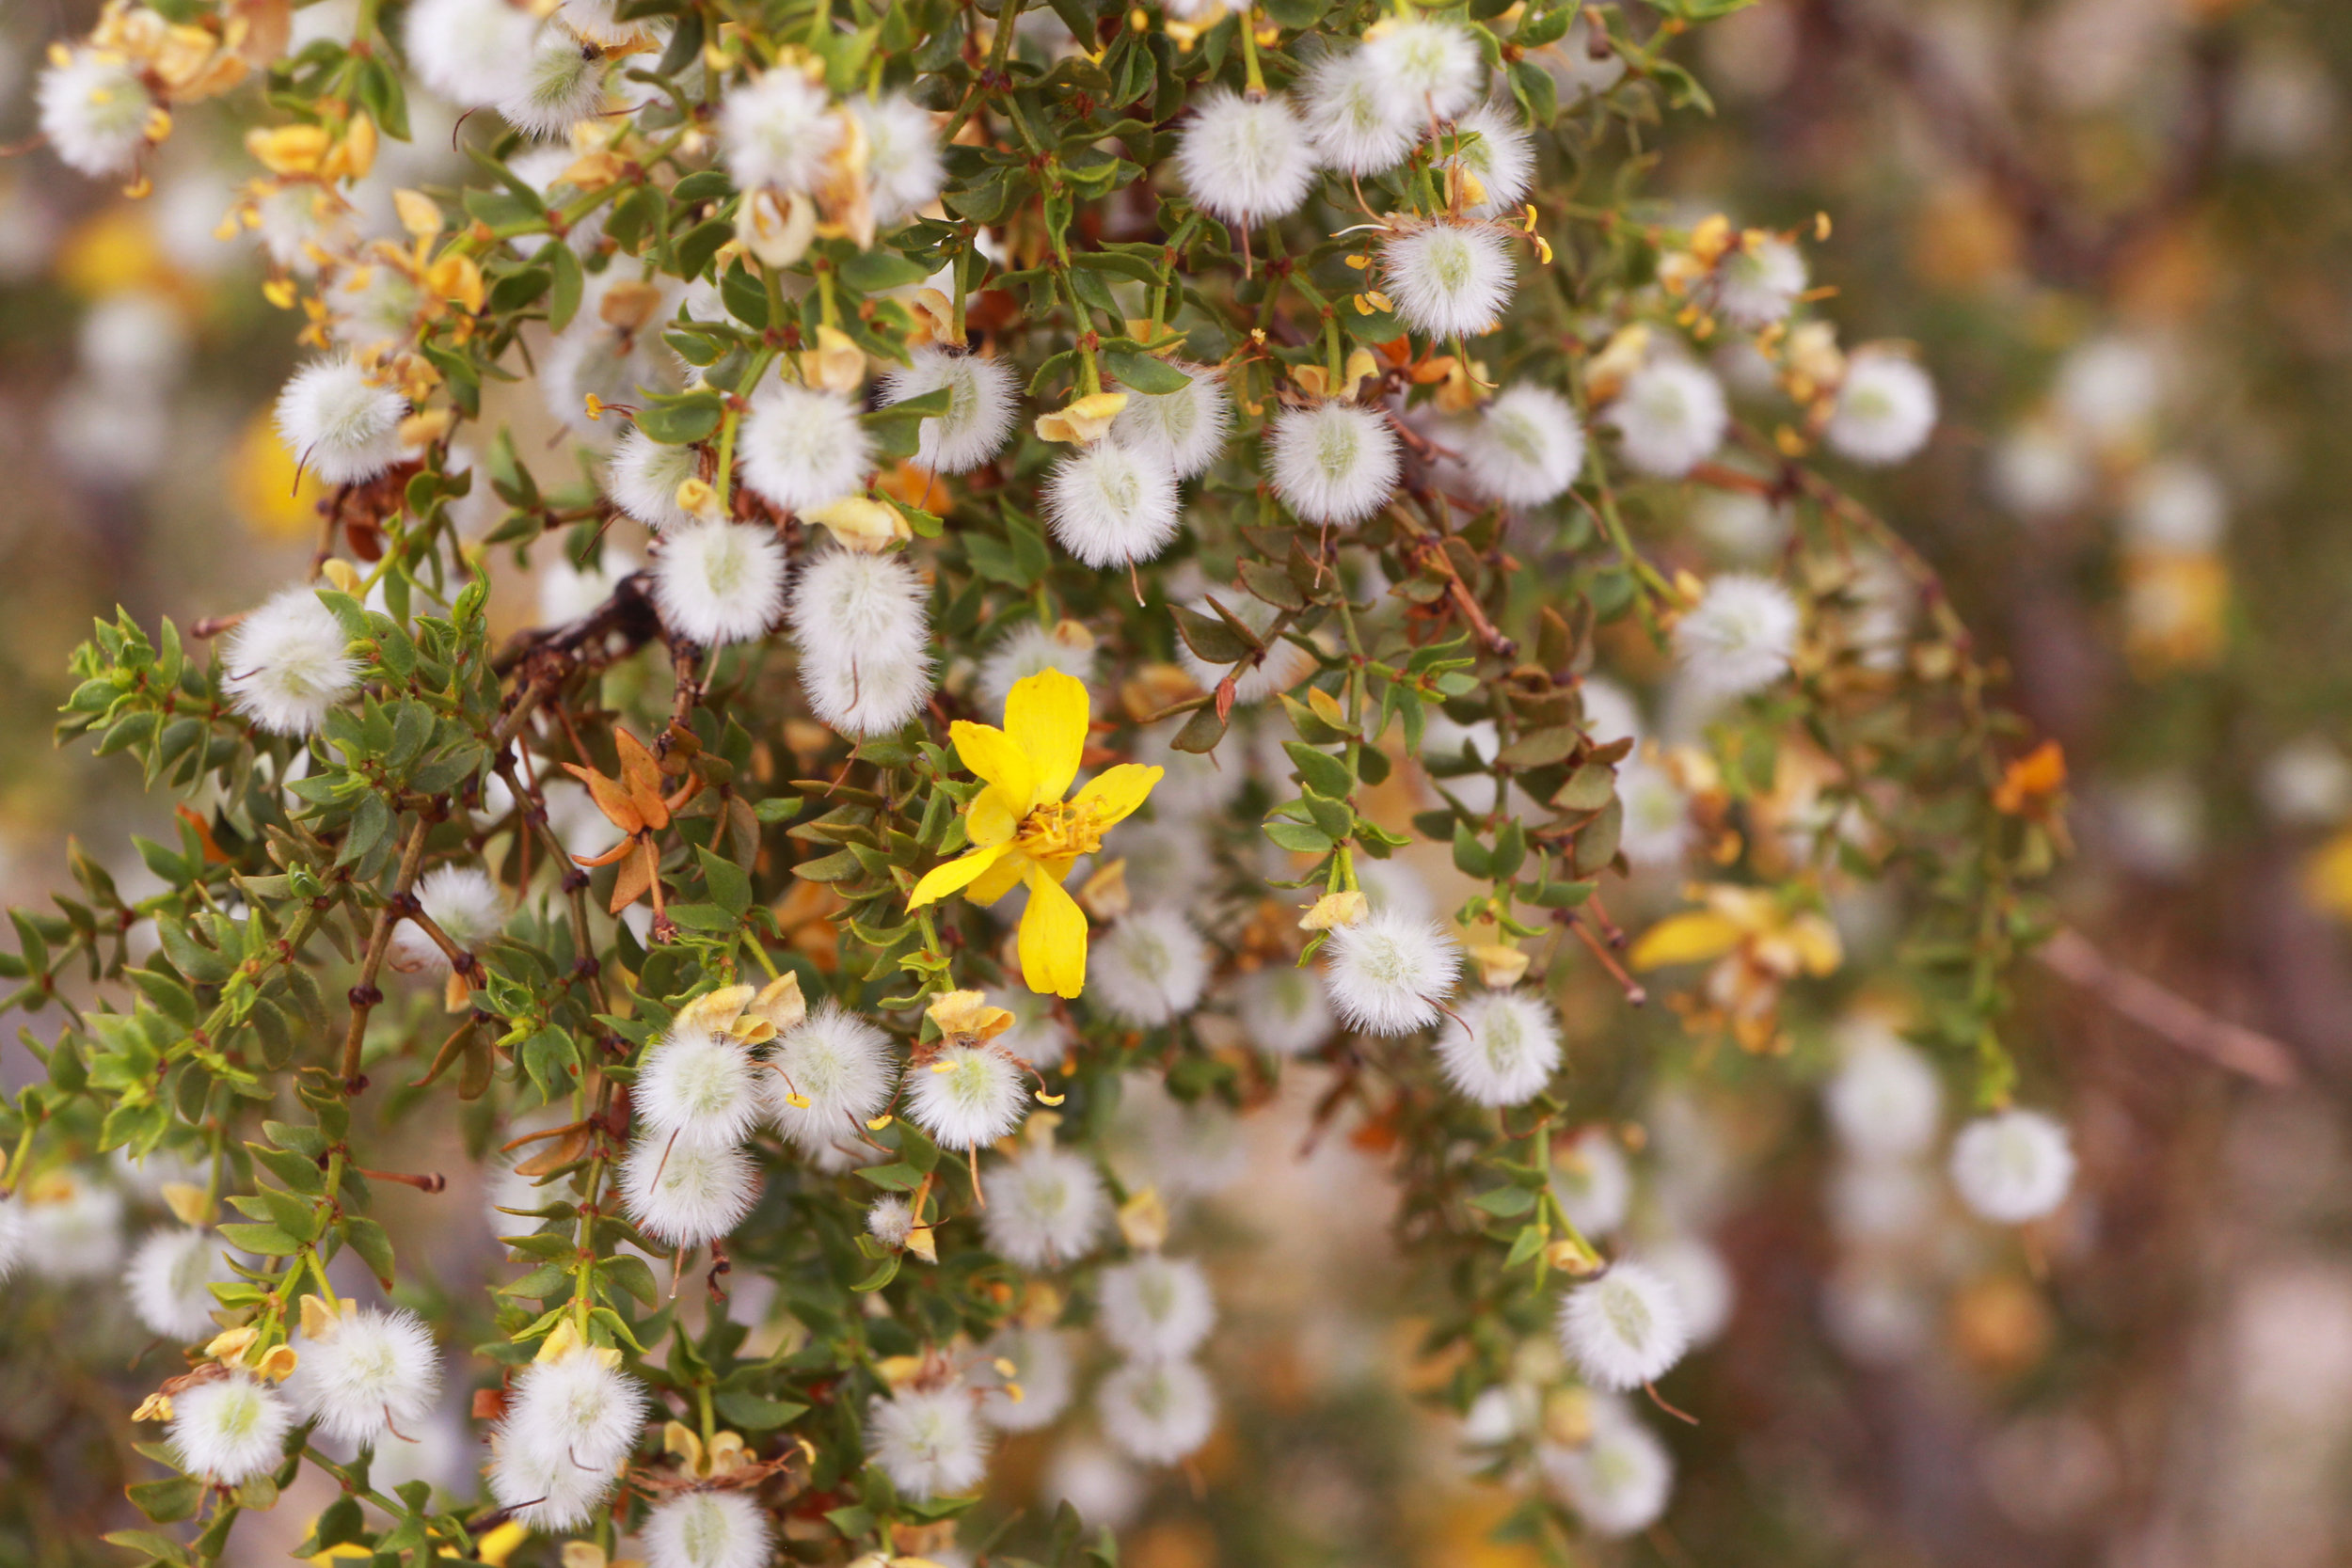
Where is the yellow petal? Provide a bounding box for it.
[1627,911,1745,971]
[1005,669,1089,801]
[951,721,1037,816]
[909,842,1010,909]
[968,849,1030,906]
[1018,865,1089,998]
[967,785,1020,848]
[1072,763,1163,829]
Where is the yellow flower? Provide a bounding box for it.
[907,670,1161,997]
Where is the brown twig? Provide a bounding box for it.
[339,817,431,1092]
[2036,926,2300,1087]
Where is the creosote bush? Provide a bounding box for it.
[0,0,2078,1562]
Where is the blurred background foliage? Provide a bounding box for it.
[7,0,2352,1565]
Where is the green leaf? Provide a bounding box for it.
[546,242,584,333]
[839,250,930,293]
[636,391,724,445]
[1170,603,1253,665]
[695,846,752,918]
[1452,822,1494,878]
[713,1389,809,1430]
[218,1222,301,1257]
[1263,819,1335,855]
[1470,1185,1535,1216]
[1101,350,1189,394]
[104,1529,193,1566]
[342,1215,396,1287]
[1498,727,1579,769]
[1283,742,1355,801]
[124,1479,204,1526]
[676,218,734,280]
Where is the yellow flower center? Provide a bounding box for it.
[1016,799,1106,861]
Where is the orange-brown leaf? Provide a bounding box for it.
[614,729,671,831]
[608,837,658,914]
[564,760,647,835]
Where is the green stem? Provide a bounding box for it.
[712,347,773,513]
[1237,8,1265,96]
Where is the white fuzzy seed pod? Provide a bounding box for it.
[275,356,408,485]
[723,68,842,196]
[1176,88,1320,227]
[1110,363,1232,480]
[643,1490,774,1568]
[1366,17,1484,121]
[787,549,935,736]
[1540,1402,1675,1537]
[388,864,507,974]
[1606,358,1728,479]
[739,384,874,513]
[1042,442,1183,568]
[1712,234,1807,327]
[1089,909,1212,1027]
[1382,223,1515,341]
[403,0,538,105]
[1319,909,1462,1036]
[634,1021,766,1150]
[1641,1237,1735,1345]
[1823,1027,1944,1162]
[866,1196,915,1248]
[124,1227,237,1340]
[0,1196,24,1282]
[222,585,362,737]
[1233,964,1335,1057]
[1673,572,1801,701]
[169,1371,293,1484]
[978,1326,1075,1433]
[1097,1254,1215,1362]
[1558,1261,1692,1390]
[1826,349,1938,467]
[906,1044,1029,1151]
[1436,990,1563,1107]
[604,426,703,533]
[1615,758,1693,870]
[20,1170,124,1280]
[496,27,611,139]
[981,1146,1108,1271]
[763,1003,898,1157]
[620,1135,759,1247]
[866,1385,991,1500]
[288,1305,443,1448]
[1465,384,1586,506]
[1096,1358,1217,1466]
[977,622,1099,713]
[489,1349,649,1529]
[1267,402,1400,528]
[1549,1127,1632,1236]
[1948,1108,2075,1224]
[654,521,788,647]
[38,48,154,179]
[850,91,946,228]
[877,347,1019,474]
[1438,103,1535,218]
[1298,47,1419,176]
